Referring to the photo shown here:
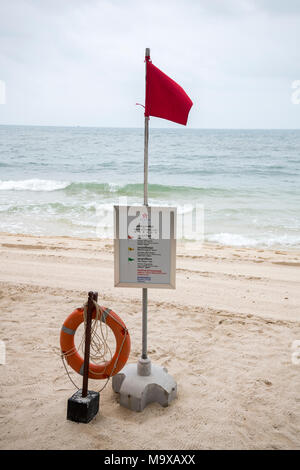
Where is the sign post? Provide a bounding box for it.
[114,206,176,289]
[112,48,178,411]
[143,49,149,360]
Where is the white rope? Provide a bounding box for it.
[61,301,128,393]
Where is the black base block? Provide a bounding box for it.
[67,389,99,423]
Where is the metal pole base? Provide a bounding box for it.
[112,360,177,412]
[137,357,151,376]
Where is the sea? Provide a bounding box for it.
[0,125,299,249]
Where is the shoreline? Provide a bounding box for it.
[1,230,300,254]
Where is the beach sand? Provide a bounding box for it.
[0,232,299,450]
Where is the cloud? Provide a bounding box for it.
[252,0,300,15]
[0,0,299,128]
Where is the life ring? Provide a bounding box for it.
[60,306,130,380]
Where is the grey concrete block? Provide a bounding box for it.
[112,361,177,412]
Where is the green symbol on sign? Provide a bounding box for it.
[128,257,134,262]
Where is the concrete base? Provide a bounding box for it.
[112,359,177,412]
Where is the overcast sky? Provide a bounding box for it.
[0,0,300,128]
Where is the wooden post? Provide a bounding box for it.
[82,291,97,397]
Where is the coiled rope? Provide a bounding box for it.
[61,300,128,393]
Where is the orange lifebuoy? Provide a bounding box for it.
[60,306,130,380]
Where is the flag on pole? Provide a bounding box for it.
[145,57,193,126]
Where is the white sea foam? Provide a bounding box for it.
[0,179,70,192]
[107,182,120,192]
[207,232,300,247]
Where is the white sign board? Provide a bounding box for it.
[114,206,176,289]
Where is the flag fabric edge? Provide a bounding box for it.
[145,60,193,126]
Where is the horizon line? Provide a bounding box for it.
[0,123,300,131]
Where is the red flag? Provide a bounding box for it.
[145,59,193,126]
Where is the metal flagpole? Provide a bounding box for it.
[112,47,177,407]
[142,48,150,361]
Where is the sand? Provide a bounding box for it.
[0,232,299,450]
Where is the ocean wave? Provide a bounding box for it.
[64,182,232,197]
[0,178,237,197]
[0,201,99,215]
[207,232,300,247]
[0,179,69,191]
